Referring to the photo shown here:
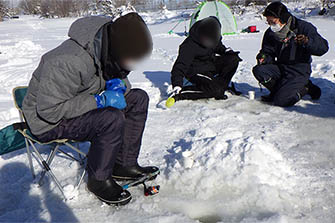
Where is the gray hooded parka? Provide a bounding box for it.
[22,16,130,135]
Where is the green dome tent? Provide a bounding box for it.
[190,0,238,36]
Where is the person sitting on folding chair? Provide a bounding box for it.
[166,16,242,108]
[22,13,158,206]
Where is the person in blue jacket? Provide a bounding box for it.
[253,2,329,107]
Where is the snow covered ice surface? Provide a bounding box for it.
[0,7,335,223]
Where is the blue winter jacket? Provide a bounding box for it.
[259,16,329,71]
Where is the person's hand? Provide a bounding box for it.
[225,47,234,54]
[256,53,266,65]
[105,78,127,93]
[295,34,309,45]
[225,48,243,61]
[95,90,127,110]
[225,48,240,55]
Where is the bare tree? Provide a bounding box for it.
[75,0,91,16]
[19,0,41,15]
[322,0,335,8]
[55,0,76,17]
[20,0,90,17]
[90,0,118,16]
[40,0,81,18]
[0,0,9,21]
[244,0,269,6]
[40,0,54,18]
[114,0,127,8]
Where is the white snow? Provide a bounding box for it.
[0,6,334,223]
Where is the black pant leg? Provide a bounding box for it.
[213,54,240,90]
[177,75,220,100]
[116,89,149,167]
[273,66,310,107]
[37,107,125,181]
[175,54,241,102]
[178,85,213,100]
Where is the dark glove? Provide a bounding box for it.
[225,49,243,62]
[295,34,309,45]
[95,90,127,110]
[256,53,266,65]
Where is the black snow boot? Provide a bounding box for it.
[112,163,159,181]
[214,93,228,100]
[306,80,321,100]
[87,176,132,206]
[261,92,275,103]
[214,88,228,100]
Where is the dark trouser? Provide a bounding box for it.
[37,89,149,181]
[253,64,310,107]
[178,54,240,100]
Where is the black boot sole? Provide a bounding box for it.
[307,82,321,100]
[96,194,132,206]
[87,187,132,206]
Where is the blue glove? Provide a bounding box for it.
[105,78,127,93]
[95,90,127,110]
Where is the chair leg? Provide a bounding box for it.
[25,138,35,179]
[78,153,84,166]
[45,167,67,200]
[75,168,86,191]
[39,144,60,186]
[27,140,67,200]
[76,142,85,166]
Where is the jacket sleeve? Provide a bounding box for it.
[171,42,196,88]
[303,23,329,56]
[258,29,276,64]
[36,56,98,124]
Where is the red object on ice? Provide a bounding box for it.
[249,26,257,33]
[144,185,160,196]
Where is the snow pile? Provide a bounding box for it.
[0,37,44,125]
[159,136,301,222]
[0,40,42,68]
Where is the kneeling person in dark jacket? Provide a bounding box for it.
[253,2,329,107]
[167,17,242,107]
[22,13,158,206]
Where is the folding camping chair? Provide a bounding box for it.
[12,86,88,200]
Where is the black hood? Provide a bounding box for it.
[95,13,153,81]
[99,23,130,80]
[189,16,222,48]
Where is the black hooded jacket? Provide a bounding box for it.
[171,18,227,88]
